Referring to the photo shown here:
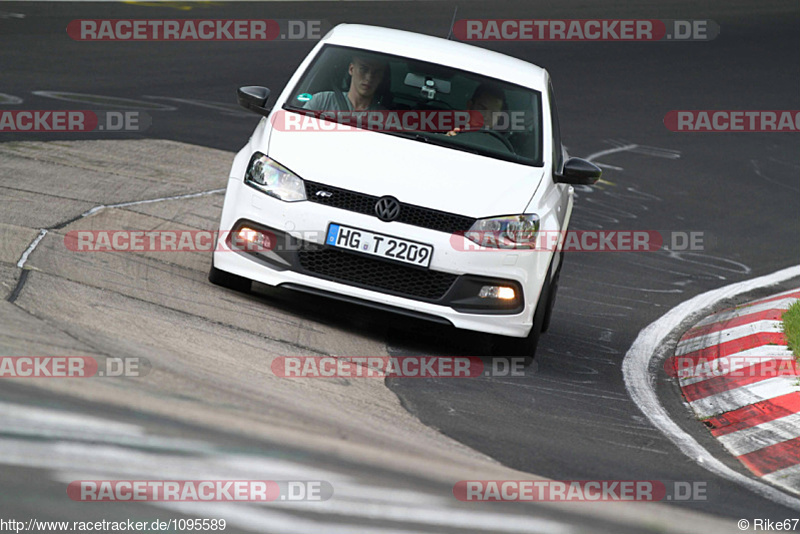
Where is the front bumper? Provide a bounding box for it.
[227,219,525,314]
[213,178,553,338]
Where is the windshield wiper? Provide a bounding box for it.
[390,132,432,143]
[282,104,323,118]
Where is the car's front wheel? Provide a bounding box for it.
[489,255,555,366]
[540,250,564,334]
[208,259,251,293]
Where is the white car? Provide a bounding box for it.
[210,24,600,358]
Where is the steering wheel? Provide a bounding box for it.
[423,100,453,110]
[465,129,515,152]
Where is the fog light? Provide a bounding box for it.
[236,227,271,251]
[478,285,516,300]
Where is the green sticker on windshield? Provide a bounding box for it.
[297,93,312,102]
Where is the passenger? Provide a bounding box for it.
[447,83,505,136]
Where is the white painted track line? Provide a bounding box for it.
[765,464,800,491]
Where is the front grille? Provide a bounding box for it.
[296,247,457,301]
[305,181,476,234]
[306,181,375,216]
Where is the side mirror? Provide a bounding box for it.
[237,86,271,117]
[555,157,602,185]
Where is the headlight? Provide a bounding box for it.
[465,214,540,249]
[244,153,306,202]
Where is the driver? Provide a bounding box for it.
[304,55,387,112]
[446,83,505,136]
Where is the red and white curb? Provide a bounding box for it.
[623,265,800,511]
[674,288,800,495]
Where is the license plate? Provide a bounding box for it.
[326,223,433,268]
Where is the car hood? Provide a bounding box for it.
[266,124,543,218]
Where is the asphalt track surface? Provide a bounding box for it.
[1,0,799,531]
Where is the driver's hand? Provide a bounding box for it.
[446,127,462,137]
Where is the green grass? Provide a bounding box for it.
[783,301,800,359]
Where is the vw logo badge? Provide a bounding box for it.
[374,196,401,222]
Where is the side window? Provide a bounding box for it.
[548,81,563,174]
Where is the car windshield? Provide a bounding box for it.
[283,44,544,166]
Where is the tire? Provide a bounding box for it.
[208,260,251,293]
[489,257,554,366]
[540,250,564,334]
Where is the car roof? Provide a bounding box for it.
[321,24,548,91]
